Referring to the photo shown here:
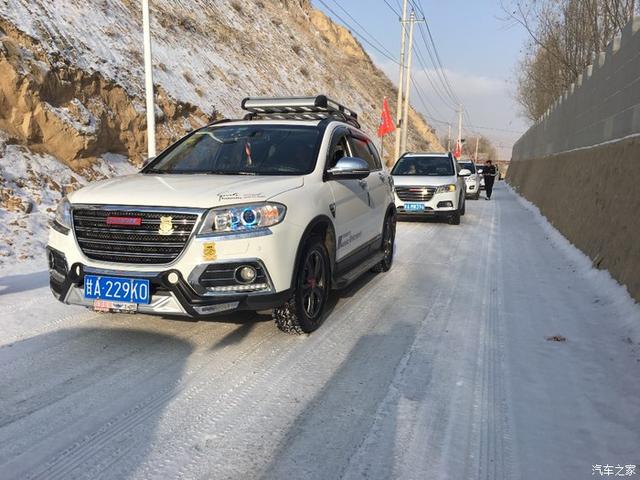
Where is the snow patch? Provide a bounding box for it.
[506,184,640,340]
[0,136,137,271]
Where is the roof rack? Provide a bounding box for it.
[241,95,360,128]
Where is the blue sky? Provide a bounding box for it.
[313,0,531,159]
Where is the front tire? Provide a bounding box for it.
[372,211,396,273]
[448,209,461,225]
[273,236,330,334]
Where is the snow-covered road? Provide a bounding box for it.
[1,184,639,480]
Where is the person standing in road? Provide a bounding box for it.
[483,160,497,200]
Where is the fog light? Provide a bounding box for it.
[437,201,454,208]
[167,272,179,284]
[74,265,81,276]
[236,266,257,284]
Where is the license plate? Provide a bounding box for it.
[404,203,425,212]
[84,275,151,304]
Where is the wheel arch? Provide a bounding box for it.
[290,215,336,290]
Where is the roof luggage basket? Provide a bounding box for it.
[241,95,360,128]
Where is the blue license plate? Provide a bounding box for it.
[84,275,151,304]
[404,203,425,212]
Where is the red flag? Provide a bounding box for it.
[453,140,462,159]
[377,97,395,138]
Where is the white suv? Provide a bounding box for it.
[391,152,468,225]
[457,160,481,200]
[47,96,397,334]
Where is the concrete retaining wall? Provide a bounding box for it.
[508,16,640,302]
[508,137,640,301]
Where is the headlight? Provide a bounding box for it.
[198,202,286,236]
[55,197,72,229]
[435,184,456,194]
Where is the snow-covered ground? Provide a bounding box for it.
[0,134,136,267]
[0,184,638,479]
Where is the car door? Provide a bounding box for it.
[325,128,372,262]
[347,132,388,240]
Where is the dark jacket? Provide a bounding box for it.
[483,165,497,181]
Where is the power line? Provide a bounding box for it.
[328,0,397,60]
[315,0,401,66]
[382,0,400,17]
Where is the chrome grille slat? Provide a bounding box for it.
[395,186,436,202]
[81,248,178,258]
[77,238,187,248]
[74,226,191,236]
[73,215,196,225]
[73,208,199,264]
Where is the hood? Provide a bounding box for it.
[392,175,458,187]
[69,174,304,208]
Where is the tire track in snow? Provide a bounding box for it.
[340,221,470,479]
[21,321,278,480]
[473,196,516,480]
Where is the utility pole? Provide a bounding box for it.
[457,105,462,148]
[142,0,156,158]
[393,0,408,164]
[474,136,479,161]
[400,10,417,156]
[447,123,451,151]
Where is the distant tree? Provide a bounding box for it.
[461,135,498,161]
[502,0,637,121]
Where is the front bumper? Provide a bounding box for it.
[395,190,458,216]
[48,247,292,318]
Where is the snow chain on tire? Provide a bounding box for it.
[272,297,305,335]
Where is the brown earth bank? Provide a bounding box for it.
[506,136,640,301]
[0,19,213,171]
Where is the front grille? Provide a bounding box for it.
[198,262,268,289]
[395,186,436,202]
[73,208,199,264]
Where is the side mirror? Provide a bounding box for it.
[458,168,472,177]
[326,157,370,180]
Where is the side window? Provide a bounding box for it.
[349,135,378,171]
[367,142,383,170]
[327,133,350,170]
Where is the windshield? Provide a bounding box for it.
[391,156,455,176]
[458,162,476,173]
[144,125,321,175]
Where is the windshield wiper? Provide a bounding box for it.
[202,170,258,175]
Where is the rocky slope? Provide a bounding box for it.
[0,0,441,265]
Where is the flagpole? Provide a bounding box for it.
[142,0,156,158]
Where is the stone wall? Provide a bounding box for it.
[508,16,640,302]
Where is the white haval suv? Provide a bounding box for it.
[391,152,469,225]
[47,96,397,334]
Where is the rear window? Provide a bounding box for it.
[391,155,455,176]
[458,162,476,173]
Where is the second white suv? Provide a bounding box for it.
[47,96,397,334]
[457,160,481,200]
[392,152,468,225]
